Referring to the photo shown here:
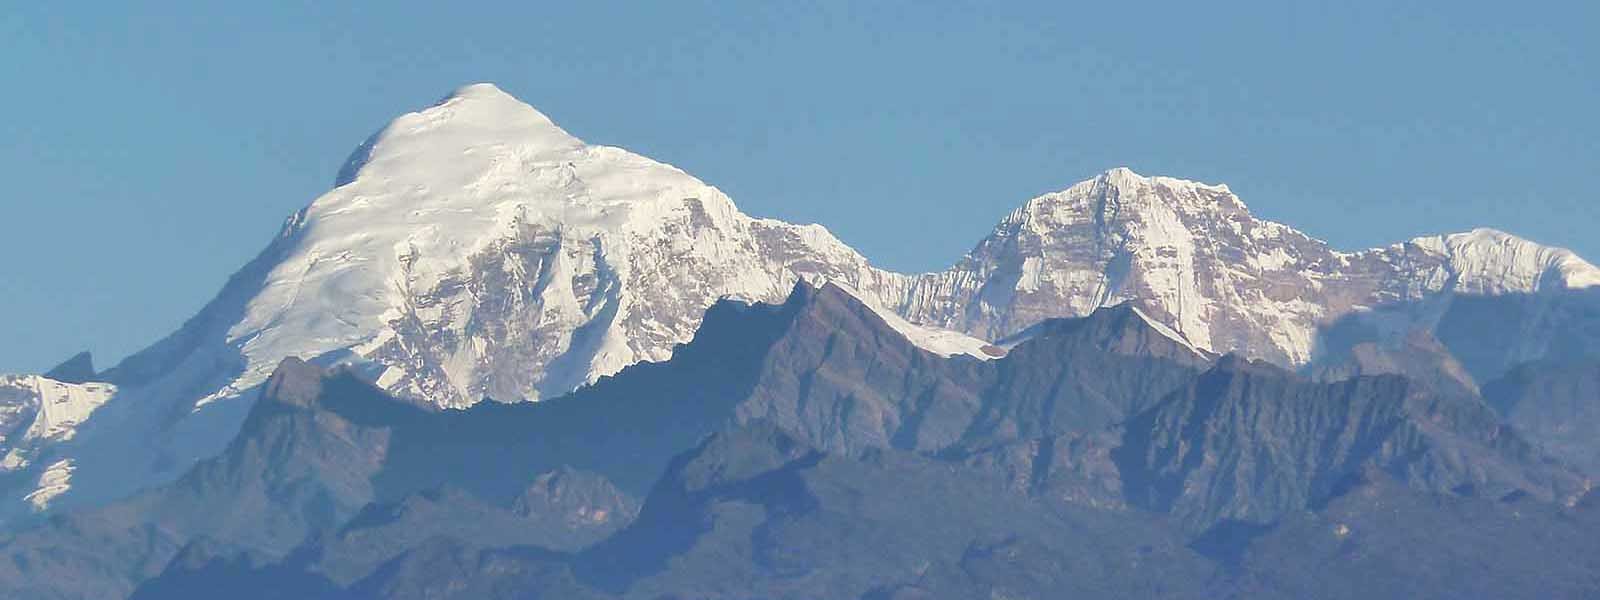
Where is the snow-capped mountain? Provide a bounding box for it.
[106,83,909,411]
[3,82,1598,524]
[0,84,924,521]
[900,167,1600,367]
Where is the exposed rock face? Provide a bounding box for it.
[513,467,641,541]
[1115,356,1586,532]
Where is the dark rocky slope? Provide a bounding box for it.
[3,281,1594,599]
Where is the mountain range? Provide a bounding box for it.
[2,84,1598,599]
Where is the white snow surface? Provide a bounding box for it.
[1411,228,1600,294]
[6,84,1599,523]
[0,376,116,473]
[0,376,116,514]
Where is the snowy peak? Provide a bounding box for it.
[1010,167,1244,234]
[445,81,534,104]
[902,168,1600,369]
[334,82,582,190]
[902,166,1324,360]
[107,82,904,417]
[1410,228,1600,293]
[224,86,733,406]
[1094,166,1234,197]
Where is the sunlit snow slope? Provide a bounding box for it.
[110,83,914,409]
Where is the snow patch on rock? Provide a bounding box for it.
[825,281,998,360]
[0,376,116,473]
[22,459,74,512]
[1129,305,1205,357]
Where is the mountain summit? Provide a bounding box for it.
[112,82,911,409]
[901,167,1600,367]
[3,84,1598,523]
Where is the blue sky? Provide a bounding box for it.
[2,1,1596,373]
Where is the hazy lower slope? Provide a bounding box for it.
[4,282,1594,599]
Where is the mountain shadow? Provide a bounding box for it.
[1310,287,1600,391]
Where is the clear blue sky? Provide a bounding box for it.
[2,2,1596,374]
